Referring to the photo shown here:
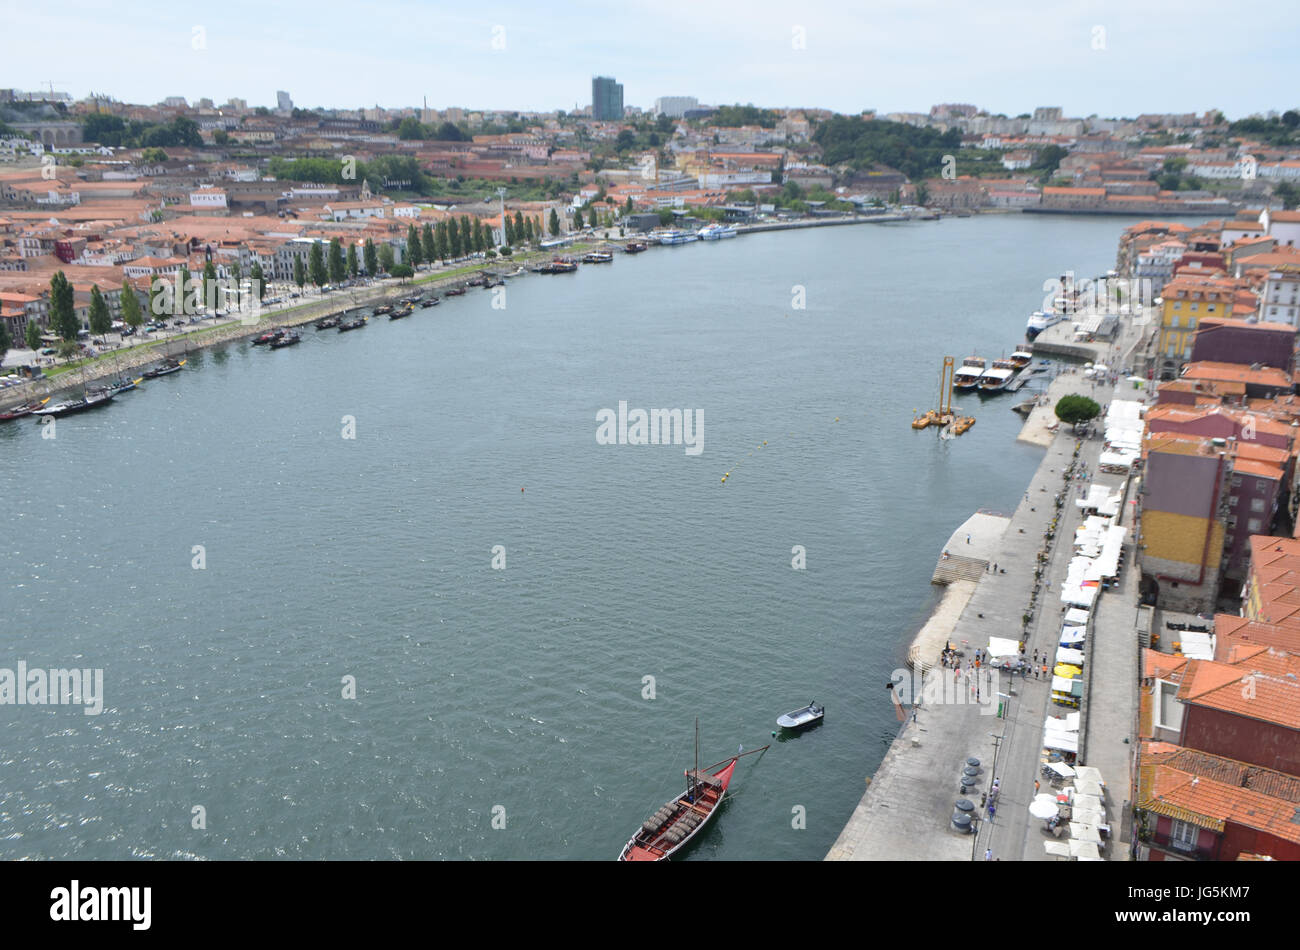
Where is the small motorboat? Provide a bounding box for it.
[776,702,825,730]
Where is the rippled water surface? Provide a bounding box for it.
[0,215,1142,859]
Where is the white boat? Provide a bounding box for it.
[657,229,698,246]
[776,702,825,730]
[978,360,1018,393]
[698,223,737,240]
[1009,346,1034,369]
[954,357,986,391]
[1026,311,1066,340]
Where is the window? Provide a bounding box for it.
[1191,303,1199,312]
[1226,515,1238,528]
[1225,534,1235,547]
[1251,497,1266,513]
[1231,476,1242,487]
[1171,820,1200,852]
[1228,495,1239,507]
[1248,518,1263,533]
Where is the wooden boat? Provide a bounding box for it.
[374,304,393,315]
[142,358,185,378]
[420,297,439,308]
[535,257,578,274]
[269,331,301,348]
[953,357,985,392]
[0,399,48,421]
[618,723,767,862]
[624,242,648,254]
[777,702,825,730]
[389,305,413,320]
[252,329,284,345]
[93,376,142,397]
[40,389,114,417]
[338,317,366,332]
[444,287,467,297]
[1009,347,1034,370]
[315,315,342,329]
[466,275,489,287]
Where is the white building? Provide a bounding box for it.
[189,187,228,210]
[653,96,699,118]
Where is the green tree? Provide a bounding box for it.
[88,285,111,337]
[363,240,378,275]
[328,238,346,283]
[504,214,515,245]
[346,243,359,277]
[26,319,42,351]
[148,276,167,319]
[0,320,11,362]
[212,129,230,146]
[460,216,472,256]
[397,117,427,140]
[573,207,584,230]
[50,272,79,340]
[250,261,266,299]
[1055,394,1102,428]
[308,242,327,287]
[548,208,560,237]
[390,263,414,279]
[120,280,143,330]
[624,196,634,215]
[525,216,535,241]
[202,260,218,310]
[1276,182,1300,211]
[406,224,424,268]
[376,243,394,273]
[293,255,306,289]
[473,220,486,253]
[421,224,435,264]
[513,211,525,243]
[432,221,447,261]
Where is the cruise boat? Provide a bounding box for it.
[1009,346,1034,370]
[698,223,737,240]
[657,229,698,246]
[581,250,614,263]
[623,241,648,254]
[953,357,987,391]
[1025,311,1065,340]
[978,359,1018,393]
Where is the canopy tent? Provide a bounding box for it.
[1098,449,1138,472]
[1076,779,1106,799]
[1070,823,1103,844]
[1070,840,1103,860]
[986,636,1022,659]
[1044,841,1072,858]
[1054,663,1082,679]
[1073,792,1104,813]
[1074,765,1103,784]
[1060,627,1087,648]
[1064,608,1090,626]
[1043,730,1079,754]
[1051,675,1080,693]
[1047,762,1075,779]
[1072,805,1106,825]
[1178,631,1216,660]
[1056,647,1086,667]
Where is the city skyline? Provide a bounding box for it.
[7,0,1297,120]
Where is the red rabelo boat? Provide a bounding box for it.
[618,722,764,861]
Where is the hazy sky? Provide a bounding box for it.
[10,0,1296,119]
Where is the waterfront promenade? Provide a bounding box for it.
[828,369,1138,861]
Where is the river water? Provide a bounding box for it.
[0,213,1141,859]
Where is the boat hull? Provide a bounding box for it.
[618,759,736,861]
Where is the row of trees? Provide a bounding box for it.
[81,114,203,149]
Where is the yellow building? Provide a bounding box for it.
[1155,276,1237,379]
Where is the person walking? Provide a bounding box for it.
[985,848,992,861]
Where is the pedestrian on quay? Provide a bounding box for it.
[985,848,992,861]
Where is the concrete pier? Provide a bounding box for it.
[829,370,1140,861]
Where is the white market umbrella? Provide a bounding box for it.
[1030,797,1060,819]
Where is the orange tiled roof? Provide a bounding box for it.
[1177,655,1300,729]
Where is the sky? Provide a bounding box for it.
[7,0,1298,119]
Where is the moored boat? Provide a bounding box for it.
[1009,346,1034,370]
[389,304,413,319]
[953,357,986,391]
[420,297,439,308]
[698,223,738,240]
[0,399,48,421]
[269,331,301,348]
[338,316,366,332]
[252,329,284,345]
[444,287,467,296]
[315,315,342,330]
[39,389,114,417]
[374,304,393,315]
[623,241,648,254]
[656,228,698,246]
[581,250,614,263]
[142,358,185,378]
[978,359,1018,393]
[1025,310,1064,340]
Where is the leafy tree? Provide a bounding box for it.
[363,240,378,275]
[120,280,143,330]
[437,220,452,261]
[459,217,472,256]
[708,104,778,128]
[177,265,191,315]
[212,129,230,146]
[328,238,346,283]
[914,182,930,205]
[378,243,396,272]
[406,224,424,268]
[549,208,560,236]
[625,196,634,215]
[1055,394,1101,428]
[573,207,584,230]
[1275,182,1300,211]
[390,263,414,279]
[421,224,435,265]
[308,242,327,286]
[504,214,515,245]
[397,118,427,140]
[1283,110,1300,129]
[293,255,306,289]
[26,319,42,351]
[49,272,79,340]
[148,276,168,318]
[525,216,535,241]
[88,285,112,336]
[434,122,466,142]
[473,220,486,253]
[813,116,961,182]
[250,261,266,298]
[0,321,10,362]
[202,260,218,309]
[346,243,359,277]
[513,211,525,243]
